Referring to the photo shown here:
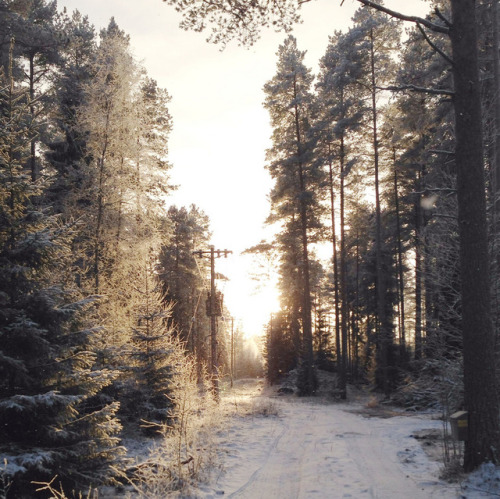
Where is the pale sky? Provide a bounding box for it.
[57,0,430,335]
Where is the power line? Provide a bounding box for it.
[193,245,232,398]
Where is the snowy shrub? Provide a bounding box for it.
[123,354,222,497]
[391,357,463,412]
[31,476,98,498]
[391,357,464,476]
[248,399,280,417]
[460,462,500,496]
[1,460,12,499]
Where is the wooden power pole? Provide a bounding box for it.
[230,317,234,388]
[193,245,232,398]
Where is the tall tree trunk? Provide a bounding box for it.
[414,169,424,360]
[451,0,500,471]
[29,52,37,181]
[491,0,500,392]
[354,232,361,380]
[94,110,111,294]
[339,133,348,399]
[393,149,406,357]
[328,152,342,376]
[369,28,390,394]
[293,77,315,393]
[491,0,500,344]
[115,156,125,260]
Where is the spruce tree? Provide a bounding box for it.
[0,42,122,496]
[124,257,180,433]
[158,205,212,364]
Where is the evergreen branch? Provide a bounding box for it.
[353,0,450,34]
[433,213,458,220]
[378,84,454,97]
[412,188,457,195]
[429,149,455,156]
[434,7,452,28]
[416,23,454,67]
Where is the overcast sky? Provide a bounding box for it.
[56,0,430,334]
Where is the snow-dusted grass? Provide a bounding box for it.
[0,460,12,499]
[19,375,500,498]
[192,377,500,499]
[107,361,224,498]
[462,463,500,497]
[220,379,280,419]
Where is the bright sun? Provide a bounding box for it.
[218,253,280,338]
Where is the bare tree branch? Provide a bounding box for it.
[417,23,454,67]
[429,149,455,156]
[434,7,452,28]
[354,0,449,34]
[378,84,454,97]
[413,188,457,194]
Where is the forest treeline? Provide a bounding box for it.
[259,0,499,441]
[0,1,261,496]
[1,0,499,494]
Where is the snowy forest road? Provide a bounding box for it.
[208,380,461,499]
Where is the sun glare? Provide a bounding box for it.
[218,253,280,338]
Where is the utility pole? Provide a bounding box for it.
[230,317,234,388]
[193,245,232,398]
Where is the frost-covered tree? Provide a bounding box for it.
[157,205,212,365]
[78,19,141,297]
[134,77,173,217]
[316,27,367,398]
[353,0,500,471]
[347,4,401,394]
[0,44,122,496]
[264,35,323,394]
[122,257,180,433]
[45,9,97,213]
[0,0,62,180]
[72,19,174,353]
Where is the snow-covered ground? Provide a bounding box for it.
[189,379,500,499]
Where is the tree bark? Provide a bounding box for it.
[491,0,500,339]
[450,0,500,471]
[393,149,406,356]
[369,27,390,394]
[328,152,342,379]
[293,76,315,394]
[414,169,424,360]
[339,133,348,399]
[29,52,37,181]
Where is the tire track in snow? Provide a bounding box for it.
[228,416,290,498]
[215,394,458,499]
[228,403,320,499]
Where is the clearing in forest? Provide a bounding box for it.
[194,379,495,499]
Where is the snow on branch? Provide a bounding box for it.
[416,24,454,67]
[378,85,454,97]
[353,0,450,34]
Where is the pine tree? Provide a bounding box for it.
[264,35,323,395]
[73,19,174,351]
[45,8,96,213]
[265,312,296,385]
[158,205,212,365]
[349,4,401,394]
[316,28,367,398]
[0,42,122,496]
